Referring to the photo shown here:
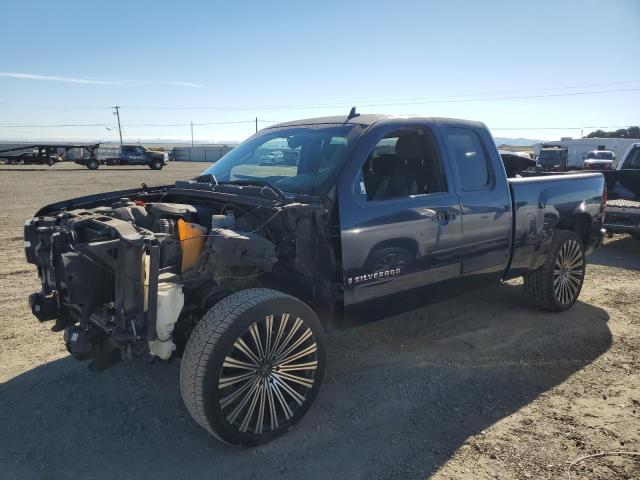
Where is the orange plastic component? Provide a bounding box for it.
[177,219,206,272]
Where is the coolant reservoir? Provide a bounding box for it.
[177,219,206,272]
[148,282,184,360]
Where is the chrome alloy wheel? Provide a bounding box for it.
[553,239,584,305]
[218,314,319,435]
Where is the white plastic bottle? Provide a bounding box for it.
[148,282,184,359]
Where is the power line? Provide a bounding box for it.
[491,125,636,130]
[123,120,270,127]
[118,86,640,111]
[0,123,114,128]
[0,121,636,133]
[0,119,277,128]
[1,80,639,112]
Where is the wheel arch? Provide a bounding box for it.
[556,212,592,247]
[363,237,419,267]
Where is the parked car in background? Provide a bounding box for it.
[499,150,536,177]
[617,142,640,170]
[583,150,615,170]
[260,150,284,165]
[603,142,640,239]
[75,145,168,170]
[120,145,168,169]
[537,146,568,171]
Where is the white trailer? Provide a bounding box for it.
[533,138,638,169]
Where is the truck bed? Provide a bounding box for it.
[505,172,605,278]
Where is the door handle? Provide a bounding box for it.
[436,211,456,222]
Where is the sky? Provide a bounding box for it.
[1,0,639,144]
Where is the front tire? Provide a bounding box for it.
[524,230,585,311]
[150,159,163,170]
[180,288,326,446]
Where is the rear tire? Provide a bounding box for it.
[524,230,585,311]
[180,288,326,446]
[86,159,99,170]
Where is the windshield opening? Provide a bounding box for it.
[201,124,361,195]
[539,150,564,159]
[585,151,613,160]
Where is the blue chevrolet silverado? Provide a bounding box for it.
[24,113,605,445]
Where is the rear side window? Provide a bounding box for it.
[447,127,491,191]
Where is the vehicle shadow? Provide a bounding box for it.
[589,235,640,271]
[0,283,611,480]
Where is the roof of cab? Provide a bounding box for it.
[267,114,485,130]
[267,114,389,128]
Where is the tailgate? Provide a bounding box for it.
[604,198,640,231]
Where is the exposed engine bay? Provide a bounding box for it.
[24,183,337,370]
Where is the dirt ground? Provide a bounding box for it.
[0,163,638,480]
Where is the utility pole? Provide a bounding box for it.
[255,117,258,133]
[191,121,194,147]
[113,106,123,146]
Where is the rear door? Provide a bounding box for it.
[444,125,512,280]
[338,121,463,305]
[120,146,130,164]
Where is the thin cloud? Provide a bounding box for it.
[0,71,122,85]
[162,80,205,88]
[0,72,205,88]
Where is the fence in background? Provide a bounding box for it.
[172,145,234,162]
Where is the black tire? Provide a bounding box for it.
[524,230,585,311]
[150,159,163,170]
[86,159,99,170]
[180,288,326,446]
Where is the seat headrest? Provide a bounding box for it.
[396,135,424,159]
[371,154,404,175]
[323,143,346,163]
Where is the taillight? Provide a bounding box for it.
[603,185,608,204]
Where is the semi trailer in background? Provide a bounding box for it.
[533,138,638,170]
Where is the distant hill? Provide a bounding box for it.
[493,137,543,146]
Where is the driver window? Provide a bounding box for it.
[361,128,446,201]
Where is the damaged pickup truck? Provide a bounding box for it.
[24,113,606,446]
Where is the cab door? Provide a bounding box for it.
[444,125,512,281]
[338,121,463,305]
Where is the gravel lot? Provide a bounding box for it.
[0,163,638,479]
